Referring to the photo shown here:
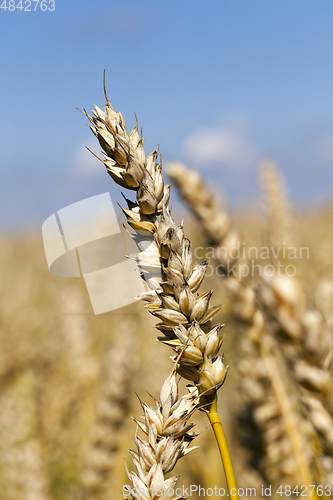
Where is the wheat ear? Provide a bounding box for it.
[81,79,239,497]
[0,375,50,500]
[256,275,333,486]
[316,279,333,331]
[58,288,98,382]
[167,162,239,271]
[167,161,321,496]
[237,325,317,489]
[257,162,333,487]
[122,370,200,500]
[81,318,138,499]
[259,160,294,250]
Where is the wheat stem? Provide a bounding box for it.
[207,396,239,499]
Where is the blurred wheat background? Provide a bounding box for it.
[0,160,332,500]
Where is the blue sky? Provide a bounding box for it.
[1,0,333,230]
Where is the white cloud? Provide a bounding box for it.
[72,141,104,177]
[183,121,259,170]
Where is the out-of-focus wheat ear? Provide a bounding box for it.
[316,278,333,331]
[236,310,319,490]
[314,279,333,443]
[256,274,333,487]
[167,161,239,270]
[58,288,98,382]
[80,318,138,499]
[123,370,200,500]
[0,374,51,500]
[168,161,321,490]
[259,159,294,250]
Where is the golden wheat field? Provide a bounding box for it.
[0,162,333,500]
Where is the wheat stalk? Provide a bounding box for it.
[81,77,239,497]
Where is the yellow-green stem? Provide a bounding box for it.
[207,396,239,500]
